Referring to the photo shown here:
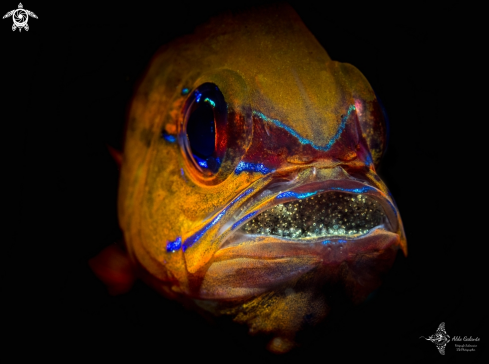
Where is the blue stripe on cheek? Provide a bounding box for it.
[330,186,374,194]
[183,211,226,250]
[166,237,182,252]
[276,190,322,199]
[182,188,255,250]
[235,161,274,175]
[232,211,258,230]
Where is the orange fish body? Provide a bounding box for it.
[93,4,406,353]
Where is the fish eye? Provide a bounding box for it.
[181,83,227,176]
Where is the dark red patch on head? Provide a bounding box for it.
[239,110,373,171]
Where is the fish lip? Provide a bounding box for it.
[200,227,401,299]
[217,178,400,253]
[214,226,400,262]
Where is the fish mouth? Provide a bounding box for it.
[239,191,387,239]
[197,177,404,300]
[218,178,400,250]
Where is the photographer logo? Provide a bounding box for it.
[420,322,479,355]
[3,3,37,32]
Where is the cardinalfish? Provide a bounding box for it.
[90,4,407,353]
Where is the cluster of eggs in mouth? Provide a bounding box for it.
[240,192,386,239]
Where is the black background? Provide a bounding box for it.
[2,1,482,363]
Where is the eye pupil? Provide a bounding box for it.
[187,101,215,159]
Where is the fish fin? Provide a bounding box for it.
[106,144,123,169]
[88,244,135,295]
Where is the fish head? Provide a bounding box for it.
[118,4,406,351]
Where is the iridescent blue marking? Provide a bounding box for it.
[204,98,215,107]
[180,168,184,176]
[276,190,322,199]
[252,105,355,152]
[232,211,258,230]
[161,130,176,143]
[324,106,353,151]
[330,186,374,194]
[181,87,190,96]
[195,90,202,103]
[322,239,348,245]
[235,161,273,175]
[192,155,208,168]
[166,237,182,252]
[163,133,176,143]
[183,188,254,250]
[192,155,221,171]
[183,211,225,249]
[276,187,374,199]
[364,153,373,167]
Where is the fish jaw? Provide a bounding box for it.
[199,228,400,300]
[174,165,404,298]
[178,173,404,350]
[190,174,404,300]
